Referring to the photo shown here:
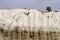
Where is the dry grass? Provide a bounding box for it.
[0,28,60,40]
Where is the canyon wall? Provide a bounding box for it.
[0,9,60,40]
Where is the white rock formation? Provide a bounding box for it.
[0,8,60,32]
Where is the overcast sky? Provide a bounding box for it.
[0,0,60,11]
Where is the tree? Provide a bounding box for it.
[46,7,52,12]
[55,11,58,12]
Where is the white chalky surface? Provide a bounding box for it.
[0,9,60,32]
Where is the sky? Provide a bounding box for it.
[0,0,60,11]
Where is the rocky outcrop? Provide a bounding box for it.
[0,8,60,40]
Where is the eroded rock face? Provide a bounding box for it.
[0,8,60,40]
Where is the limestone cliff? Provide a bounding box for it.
[0,8,60,32]
[0,8,60,40]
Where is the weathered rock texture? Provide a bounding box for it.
[0,8,60,40]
